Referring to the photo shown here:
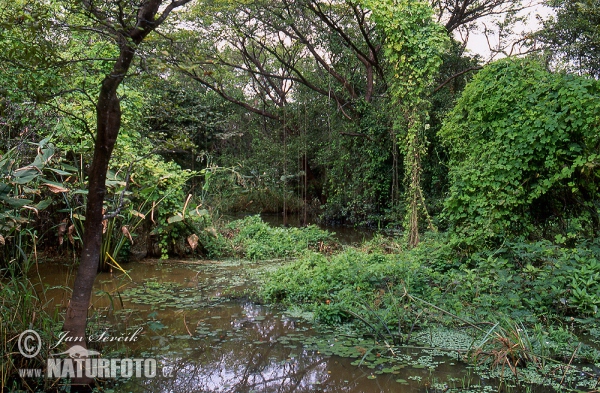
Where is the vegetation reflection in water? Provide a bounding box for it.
[40,260,544,392]
[32,256,597,393]
[112,261,409,393]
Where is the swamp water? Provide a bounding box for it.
[31,259,557,393]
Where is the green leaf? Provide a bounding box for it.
[0,195,33,208]
[48,168,72,176]
[167,214,184,224]
[35,199,52,210]
[14,174,39,185]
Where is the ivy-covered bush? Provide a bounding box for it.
[440,58,600,246]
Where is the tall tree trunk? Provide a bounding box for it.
[62,43,133,385]
[60,1,191,385]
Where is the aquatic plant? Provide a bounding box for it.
[261,235,600,391]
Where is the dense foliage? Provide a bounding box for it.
[440,58,600,247]
[262,235,600,322]
[2,0,600,390]
[538,0,600,76]
[364,0,448,245]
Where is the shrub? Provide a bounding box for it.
[439,58,600,247]
[227,215,333,260]
[261,236,600,331]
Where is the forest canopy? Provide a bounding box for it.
[1,0,599,255]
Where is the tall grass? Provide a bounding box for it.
[1,258,62,391]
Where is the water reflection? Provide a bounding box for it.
[31,260,545,393]
[33,262,415,392]
[118,301,402,393]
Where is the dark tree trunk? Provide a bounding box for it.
[61,1,191,385]
[62,43,132,386]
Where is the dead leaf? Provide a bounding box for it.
[187,234,199,250]
[121,226,133,244]
[58,219,67,245]
[131,210,145,219]
[0,234,4,246]
[102,209,107,234]
[67,224,75,245]
[22,206,39,215]
[43,183,69,193]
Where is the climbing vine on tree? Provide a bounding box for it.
[440,58,600,248]
[362,0,448,246]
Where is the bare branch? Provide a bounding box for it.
[340,131,373,141]
[155,0,192,26]
[178,67,281,121]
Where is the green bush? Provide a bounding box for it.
[261,247,436,332]
[491,240,600,317]
[227,215,333,260]
[439,57,600,247]
[261,236,600,332]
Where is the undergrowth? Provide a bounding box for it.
[260,233,600,390]
[202,215,335,260]
[263,234,600,323]
[1,265,62,392]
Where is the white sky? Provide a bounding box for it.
[464,3,554,61]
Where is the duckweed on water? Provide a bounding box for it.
[122,279,226,309]
[415,328,477,352]
[121,258,287,308]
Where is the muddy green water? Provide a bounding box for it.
[32,259,547,393]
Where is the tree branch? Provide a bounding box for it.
[340,131,373,141]
[432,66,482,94]
[178,67,281,121]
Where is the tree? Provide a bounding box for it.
[362,0,448,246]
[173,0,525,118]
[440,57,600,248]
[537,0,600,76]
[169,0,527,228]
[172,0,386,122]
[61,0,192,385]
[0,0,65,102]
[434,0,527,33]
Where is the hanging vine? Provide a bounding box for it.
[361,0,448,246]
